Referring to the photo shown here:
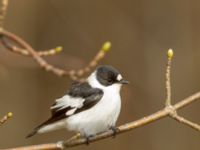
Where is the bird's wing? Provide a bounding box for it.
[39,82,103,127]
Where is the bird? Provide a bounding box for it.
[26,65,129,141]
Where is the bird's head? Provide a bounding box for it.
[88,65,129,89]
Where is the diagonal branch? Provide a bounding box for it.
[172,114,200,131]
[0,0,110,81]
[0,29,111,80]
[0,36,63,57]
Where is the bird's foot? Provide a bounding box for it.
[110,126,119,138]
[85,135,94,145]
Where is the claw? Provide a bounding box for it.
[110,126,119,138]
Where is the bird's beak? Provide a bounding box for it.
[119,79,129,84]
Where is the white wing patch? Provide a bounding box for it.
[66,108,77,116]
[51,95,85,114]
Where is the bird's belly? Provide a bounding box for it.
[66,93,121,136]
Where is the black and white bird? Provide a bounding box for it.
[26,65,128,140]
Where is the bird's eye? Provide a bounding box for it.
[107,79,112,83]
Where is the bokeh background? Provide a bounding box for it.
[0,0,200,149]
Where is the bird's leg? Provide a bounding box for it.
[110,126,119,138]
[86,136,90,145]
[84,135,94,145]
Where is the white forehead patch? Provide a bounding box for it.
[117,74,122,81]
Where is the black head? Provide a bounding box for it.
[96,65,129,86]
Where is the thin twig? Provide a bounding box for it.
[172,114,200,131]
[0,29,111,80]
[0,0,110,81]
[0,36,63,56]
[163,49,200,131]
[165,49,173,106]
[174,92,200,109]
[0,0,8,29]
[0,112,13,126]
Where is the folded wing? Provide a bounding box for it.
[26,82,103,138]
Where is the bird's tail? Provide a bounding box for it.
[26,119,49,138]
[26,129,38,138]
[26,118,65,138]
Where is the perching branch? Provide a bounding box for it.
[5,92,200,150]
[0,0,110,81]
[0,112,13,126]
[4,49,200,150]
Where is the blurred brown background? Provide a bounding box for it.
[0,0,200,149]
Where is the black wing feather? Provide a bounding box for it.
[68,82,98,97]
[50,82,103,116]
[75,89,103,114]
